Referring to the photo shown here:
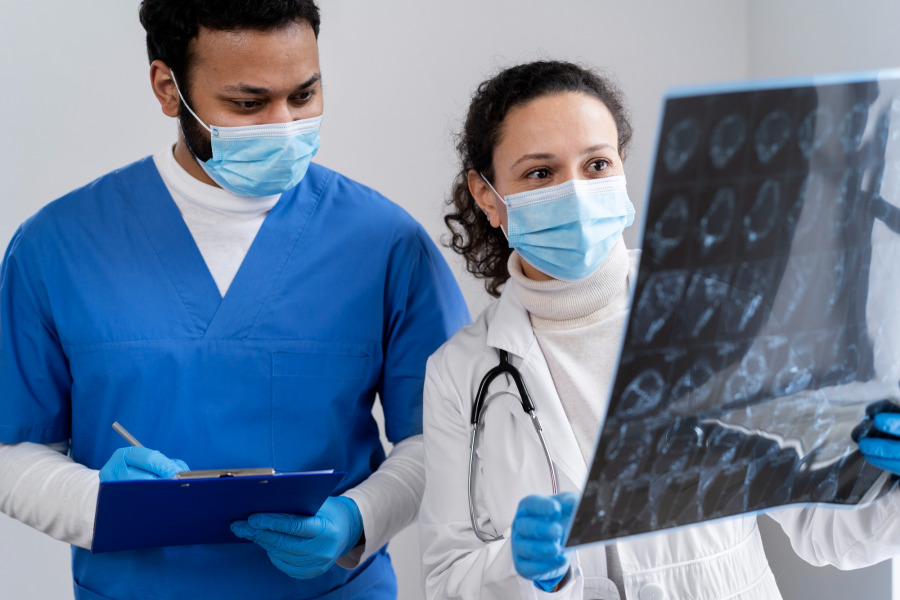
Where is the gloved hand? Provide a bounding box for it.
[858,411,900,474]
[511,492,577,592]
[230,495,364,579]
[99,446,189,482]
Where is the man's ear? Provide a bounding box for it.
[467,170,503,228]
[149,60,180,118]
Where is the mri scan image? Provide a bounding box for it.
[569,71,900,547]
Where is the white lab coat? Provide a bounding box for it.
[420,283,900,600]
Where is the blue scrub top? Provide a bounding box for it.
[0,157,470,599]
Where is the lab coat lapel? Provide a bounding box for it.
[486,286,588,492]
[123,158,223,334]
[202,165,331,339]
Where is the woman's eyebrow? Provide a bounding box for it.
[581,143,616,156]
[509,143,617,169]
[510,153,555,169]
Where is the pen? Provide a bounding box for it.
[112,421,144,447]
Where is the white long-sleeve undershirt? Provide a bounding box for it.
[0,147,426,558]
[340,435,425,567]
[0,435,424,558]
[0,441,96,549]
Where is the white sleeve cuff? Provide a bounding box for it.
[338,434,424,568]
[0,441,99,549]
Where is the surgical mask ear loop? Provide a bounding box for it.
[170,73,212,133]
[477,172,509,241]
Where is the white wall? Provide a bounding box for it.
[0,1,894,599]
[749,0,900,79]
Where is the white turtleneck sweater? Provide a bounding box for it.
[508,238,634,462]
[508,238,636,594]
[0,148,424,564]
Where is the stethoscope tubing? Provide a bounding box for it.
[468,349,559,542]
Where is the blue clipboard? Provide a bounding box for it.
[91,469,346,553]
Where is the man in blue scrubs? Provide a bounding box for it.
[0,1,469,598]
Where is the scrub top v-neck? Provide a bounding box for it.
[128,154,317,340]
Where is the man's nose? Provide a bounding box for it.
[263,101,295,124]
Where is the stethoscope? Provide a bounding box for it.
[468,348,559,542]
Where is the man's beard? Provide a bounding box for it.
[178,100,213,163]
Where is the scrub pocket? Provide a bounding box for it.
[271,344,373,473]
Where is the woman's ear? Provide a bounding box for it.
[467,170,503,228]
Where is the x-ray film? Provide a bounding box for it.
[569,70,900,547]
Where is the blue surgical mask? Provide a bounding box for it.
[482,175,635,280]
[172,75,322,197]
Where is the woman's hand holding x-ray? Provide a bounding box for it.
[230,496,363,579]
[511,492,578,592]
[858,412,900,475]
[98,446,189,482]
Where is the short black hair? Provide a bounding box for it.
[138,0,320,85]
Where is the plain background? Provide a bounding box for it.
[1,1,900,598]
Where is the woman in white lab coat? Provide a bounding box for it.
[419,60,900,600]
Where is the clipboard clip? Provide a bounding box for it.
[174,468,276,480]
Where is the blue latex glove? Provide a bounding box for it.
[99,446,189,482]
[858,412,900,474]
[230,495,364,579]
[511,492,577,592]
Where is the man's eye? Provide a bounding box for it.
[232,100,260,110]
[292,90,315,103]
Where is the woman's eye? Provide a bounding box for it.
[525,168,551,179]
[589,159,610,172]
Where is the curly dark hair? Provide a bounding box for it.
[445,60,633,297]
[138,0,320,88]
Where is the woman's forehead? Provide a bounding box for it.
[495,92,619,164]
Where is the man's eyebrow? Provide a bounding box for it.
[294,73,321,91]
[222,73,321,95]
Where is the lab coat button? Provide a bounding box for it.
[639,583,665,600]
